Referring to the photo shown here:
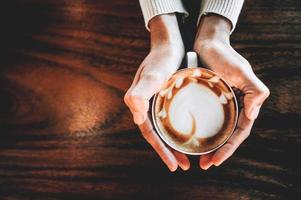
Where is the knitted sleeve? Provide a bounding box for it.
[139,0,189,31]
[199,0,244,33]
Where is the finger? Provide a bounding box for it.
[129,71,165,124]
[124,65,146,124]
[124,49,182,125]
[124,70,167,125]
[139,118,178,172]
[172,149,190,171]
[199,153,214,170]
[243,76,270,120]
[212,109,255,166]
[124,66,149,125]
[126,96,149,125]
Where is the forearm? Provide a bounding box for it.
[195,15,231,45]
[149,14,184,51]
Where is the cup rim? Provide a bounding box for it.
[151,67,239,155]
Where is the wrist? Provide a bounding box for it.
[149,14,184,51]
[195,14,231,45]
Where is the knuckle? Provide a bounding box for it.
[226,142,236,153]
[237,126,250,139]
[252,79,270,102]
[141,127,153,142]
[263,87,270,98]
[123,92,130,105]
[153,142,164,152]
[258,85,270,100]
[124,90,140,105]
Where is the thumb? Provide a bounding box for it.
[124,71,166,125]
[243,77,270,120]
[244,93,262,120]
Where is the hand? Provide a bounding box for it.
[194,15,270,169]
[124,14,190,171]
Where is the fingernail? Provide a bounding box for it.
[249,106,260,120]
[181,165,190,171]
[133,112,145,125]
[169,165,178,172]
[201,162,213,170]
[206,164,213,170]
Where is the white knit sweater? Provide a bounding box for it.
[139,0,244,33]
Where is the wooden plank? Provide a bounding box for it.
[0,0,300,199]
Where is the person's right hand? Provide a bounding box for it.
[124,14,190,172]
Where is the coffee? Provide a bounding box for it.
[152,67,238,155]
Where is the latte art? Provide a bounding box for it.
[169,83,225,139]
[152,68,238,154]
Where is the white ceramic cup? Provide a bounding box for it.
[151,52,239,155]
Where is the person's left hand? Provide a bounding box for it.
[194,15,270,170]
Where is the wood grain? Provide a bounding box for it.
[0,0,300,199]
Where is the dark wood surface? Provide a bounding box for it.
[0,0,300,199]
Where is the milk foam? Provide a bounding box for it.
[168,82,224,138]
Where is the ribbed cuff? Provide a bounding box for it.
[198,0,244,33]
[139,0,189,31]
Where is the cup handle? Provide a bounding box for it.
[186,51,198,68]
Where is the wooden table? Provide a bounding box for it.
[0,0,300,199]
